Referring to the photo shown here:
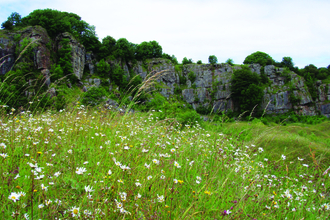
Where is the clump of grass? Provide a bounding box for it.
[1,104,329,219]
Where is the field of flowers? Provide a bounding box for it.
[1,105,329,219]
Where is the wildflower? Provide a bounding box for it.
[38,204,44,209]
[70,206,80,217]
[144,163,150,169]
[302,164,309,167]
[84,185,94,193]
[204,191,211,195]
[224,210,231,215]
[174,161,181,168]
[178,180,184,184]
[18,191,26,197]
[108,170,112,175]
[160,175,165,179]
[76,167,87,175]
[24,213,29,220]
[118,179,124,183]
[41,184,48,191]
[135,182,142,187]
[281,155,286,160]
[8,192,20,202]
[54,171,61,177]
[0,153,8,158]
[68,149,72,154]
[0,143,6,149]
[173,179,178,184]
[298,157,304,161]
[152,159,159,165]
[157,194,165,202]
[258,147,264,153]
[171,148,176,153]
[135,193,142,200]
[147,176,152,180]
[83,161,88,165]
[45,199,52,206]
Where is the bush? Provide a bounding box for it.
[243,51,274,66]
[225,58,234,66]
[197,60,202,64]
[182,57,193,65]
[208,55,217,65]
[188,71,196,83]
[231,66,263,114]
[81,86,107,106]
[177,110,201,126]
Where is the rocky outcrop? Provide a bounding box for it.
[0,26,51,79]
[55,32,85,80]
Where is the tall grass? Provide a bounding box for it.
[1,105,329,219]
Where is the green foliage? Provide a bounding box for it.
[57,38,77,83]
[81,86,107,106]
[196,105,212,115]
[113,38,136,63]
[281,56,294,69]
[99,36,116,59]
[317,68,329,80]
[225,58,234,66]
[208,55,218,65]
[188,71,196,83]
[289,93,302,106]
[96,59,110,78]
[1,12,22,30]
[110,65,128,89]
[135,41,162,61]
[231,67,263,113]
[178,73,187,85]
[177,110,201,126]
[50,64,64,81]
[197,60,202,64]
[281,69,292,84]
[174,86,182,95]
[243,51,274,66]
[182,57,193,65]
[162,53,178,65]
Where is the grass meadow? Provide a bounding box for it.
[1,104,330,219]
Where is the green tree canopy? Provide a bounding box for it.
[162,53,178,65]
[281,56,294,69]
[135,41,162,61]
[243,51,274,66]
[99,36,117,59]
[182,57,193,65]
[113,38,136,63]
[208,55,218,65]
[231,66,264,114]
[1,12,22,30]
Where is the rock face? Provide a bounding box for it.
[0,26,51,78]
[55,32,85,80]
[1,26,329,118]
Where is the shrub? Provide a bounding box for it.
[182,57,193,65]
[81,86,107,106]
[188,71,196,83]
[225,58,234,66]
[197,60,202,64]
[208,55,217,65]
[177,110,201,126]
[243,51,274,66]
[231,66,263,114]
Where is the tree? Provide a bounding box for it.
[1,12,22,30]
[99,36,116,59]
[113,38,136,63]
[96,59,111,78]
[225,58,234,66]
[208,55,217,65]
[182,57,193,65]
[162,53,178,65]
[135,41,162,61]
[231,66,263,114]
[281,57,294,69]
[243,51,274,66]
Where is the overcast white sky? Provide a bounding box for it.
[1,0,330,68]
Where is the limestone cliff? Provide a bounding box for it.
[1,26,329,117]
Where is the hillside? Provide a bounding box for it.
[0,10,330,119]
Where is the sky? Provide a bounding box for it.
[1,0,330,68]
